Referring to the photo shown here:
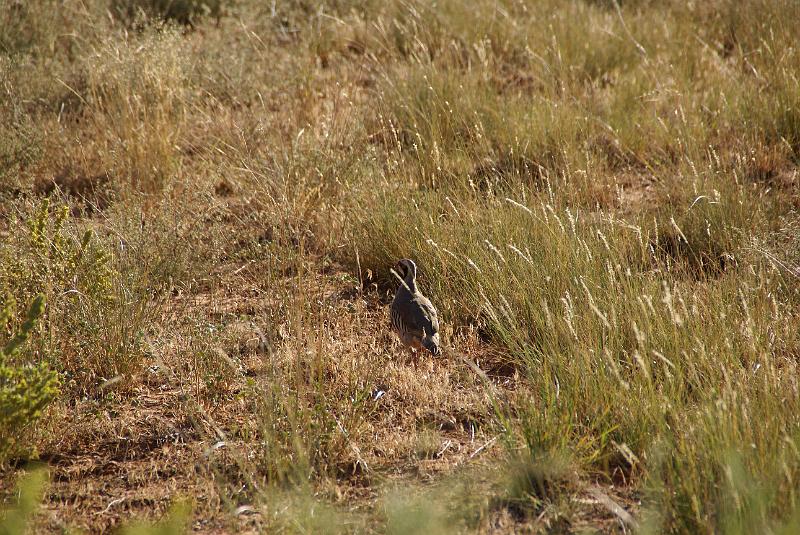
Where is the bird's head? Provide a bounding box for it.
[394,258,417,280]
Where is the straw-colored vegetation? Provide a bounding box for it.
[2,0,800,532]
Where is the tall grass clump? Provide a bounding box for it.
[373,66,601,202]
[349,148,800,530]
[673,0,800,160]
[0,0,108,120]
[82,24,189,194]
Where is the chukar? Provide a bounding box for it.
[390,258,442,356]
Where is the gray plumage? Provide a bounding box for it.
[390,258,441,356]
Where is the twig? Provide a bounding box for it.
[612,0,647,60]
[468,436,497,460]
[95,497,125,516]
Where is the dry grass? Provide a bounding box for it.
[2,0,800,533]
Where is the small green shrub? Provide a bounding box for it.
[0,295,59,463]
[0,198,150,392]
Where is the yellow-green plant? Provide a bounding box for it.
[0,294,59,463]
[0,198,145,393]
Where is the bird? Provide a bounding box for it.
[390,258,442,357]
